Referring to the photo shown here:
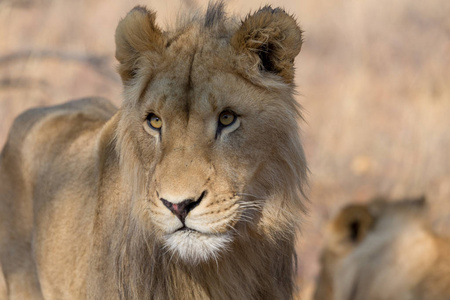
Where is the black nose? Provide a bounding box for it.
[160,191,206,223]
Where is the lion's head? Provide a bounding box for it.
[313,196,450,300]
[112,2,306,269]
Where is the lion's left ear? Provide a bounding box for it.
[115,6,164,84]
[231,6,302,84]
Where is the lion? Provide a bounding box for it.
[0,2,307,299]
[313,196,450,300]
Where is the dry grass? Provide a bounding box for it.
[1,0,449,299]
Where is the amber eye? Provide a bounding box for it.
[219,111,236,127]
[147,113,162,130]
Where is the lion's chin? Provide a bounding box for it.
[164,229,232,264]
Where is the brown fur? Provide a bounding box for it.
[0,3,306,299]
[314,197,450,300]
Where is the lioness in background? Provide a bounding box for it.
[0,2,308,299]
[314,197,450,300]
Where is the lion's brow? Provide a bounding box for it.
[207,94,218,112]
[153,95,167,112]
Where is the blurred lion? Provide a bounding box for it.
[314,196,450,300]
[0,2,307,299]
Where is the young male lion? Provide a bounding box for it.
[314,197,450,300]
[0,2,307,299]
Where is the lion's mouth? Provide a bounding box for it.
[177,226,197,233]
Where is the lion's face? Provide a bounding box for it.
[141,67,271,262]
[115,6,305,263]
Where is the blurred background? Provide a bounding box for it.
[1,0,449,298]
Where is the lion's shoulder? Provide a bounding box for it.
[4,97,116,152]
[12,97,116,133]
[1,97,118,191]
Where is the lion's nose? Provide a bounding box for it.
[160,191,206,223]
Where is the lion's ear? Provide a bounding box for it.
[332,205,374,245]
[231,6,302,84]
[115,6,164,84]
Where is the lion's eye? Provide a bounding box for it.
[219,111,236,127]
[147,113,162,130]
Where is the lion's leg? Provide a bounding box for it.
[0,143,43,299]
[2,253,43,300]
[0,263,6,299]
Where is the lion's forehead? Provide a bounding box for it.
[145,68,257,122]
[142,33,252,113]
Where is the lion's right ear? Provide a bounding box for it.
[115,6,164,84]
[331,205,374,245]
